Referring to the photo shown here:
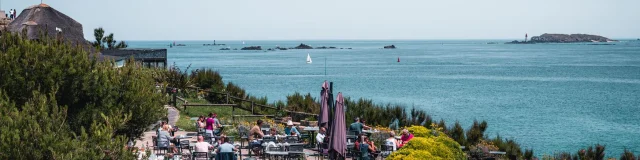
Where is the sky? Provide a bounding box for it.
[4,0,640,40]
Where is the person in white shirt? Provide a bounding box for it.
[194,136,213,153]
[383,131,399,157]
[316,127,326,145]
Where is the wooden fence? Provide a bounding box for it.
[175,86,317,121]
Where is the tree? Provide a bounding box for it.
[93,27,105,49]
[0,31,165,139]
[93,27,128,50]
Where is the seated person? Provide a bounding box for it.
[216,136,238,153]
[157,125,178,153]
[284,121,301,137]
[194,135,213,153]
[399,129,414,148]
[249,119,265,155]
[385,131,399,151]
[268,128,282,140]
[355,134,375,160]
[316,127,326,145]
[365,137,378,159]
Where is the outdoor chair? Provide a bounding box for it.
[346,144,355,158]
[178,140,191,155]
[192,152,209,160]
[237,127,249,149]
[316,142,330,160]
[216,152,235,160]
[267,146,284,159]
[155,140,170,155]
[286,136,300,143]
[288,144,305,159]
[380,145,394,159]
[263,136,276,143]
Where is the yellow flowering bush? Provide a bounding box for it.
[407,125,433,137]
[386,149,441,160]
[389,126,465,160]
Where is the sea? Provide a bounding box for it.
[128,40,640,157]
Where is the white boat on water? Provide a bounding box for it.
[306,53,312,64]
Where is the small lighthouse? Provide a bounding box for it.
[525,33,528,42]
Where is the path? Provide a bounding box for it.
[166,105,179,126]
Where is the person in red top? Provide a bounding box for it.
[398,129,414,148]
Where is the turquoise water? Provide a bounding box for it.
[129,40,640,157]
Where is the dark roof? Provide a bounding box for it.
[8,4,90,47]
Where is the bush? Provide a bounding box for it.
[0,91,135,159]
[389,126,465,160]
[191,68,224,91]
[466,120,488,145]
[387,149,440,160]
[620,149,637,160]
[0,32,165,139]
[407,125,433,138]
[449,121,466,146]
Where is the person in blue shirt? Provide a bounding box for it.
[349,117,370,135]
[284,120,301,136]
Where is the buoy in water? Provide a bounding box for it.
[397,57,400,62]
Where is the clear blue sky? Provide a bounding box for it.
[4,0,640,40]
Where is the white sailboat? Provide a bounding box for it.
[306,53,313,64]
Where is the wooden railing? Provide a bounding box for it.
[181,86,318,119]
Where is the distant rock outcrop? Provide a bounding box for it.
[529,34,616,43]
[241,46,262,50]
[294,43,313,49]
[383,45,396,49]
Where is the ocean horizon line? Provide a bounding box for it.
[119,38,640,42]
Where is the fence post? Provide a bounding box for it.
[232,104,235,122]
[251,102,255,115]
[226,93,230,104]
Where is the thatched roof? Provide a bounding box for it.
[8,4,90,47]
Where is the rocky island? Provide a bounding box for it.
[294,43,313,49]
[507,33,616,44]
[241,46,262,50]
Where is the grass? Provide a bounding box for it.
[175,97,257,132]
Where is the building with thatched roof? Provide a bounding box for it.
[8,4,89,46]
[6,4,166,68]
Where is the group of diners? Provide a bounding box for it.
[247,120,325,156]
[195,112,223,137]
[348,117,414,159]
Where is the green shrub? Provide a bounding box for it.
[466,120,488,145]
[0,91,135,159]
[0,32,165,139]
[620,149,637,160]
[524,149,534,160]
[449,121,466,146]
